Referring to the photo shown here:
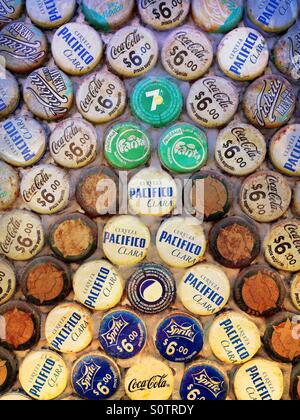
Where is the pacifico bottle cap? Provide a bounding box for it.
[131,77,183,128]
[273,25,300,82]
[187,76,239,128]
[192,0,243,33]
[52,23,103,76]
[73,260,124,311]
[156,217,206,268]
[234,358,284,401]
[0,0,23,27]
[49,118,98,169]
[23,67,73,121]
[155,313,204,363]
[216,122,266,176]
[217,28,269,81]
[158,123,208,174]
[178,263,230,316]
[243,75,296,129]
[161,27,214,81]
[104,122,151,170]
[209,311,261,365]
[19,350,68,400]
[269,124,300,176]
[239,171,292,223]
[0,71,19,119]
[264,220,300,272]
[0,210,44,261]
[0,258,16,305]
[76,69,126,124]
[26,0,76,29]
[107,26,158,78]
[291,273,300,312]
[137,0,190,31]
[99,309,147,359]
[0,161,19,211]
[20,164,70,215]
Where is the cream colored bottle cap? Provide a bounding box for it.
[138,0,190,31]
[270,124,300,177]
[26,0,76,29]
[0,258,16,305]
[0,393,31,401]
[0,71,19,119]
[291,273,300,311]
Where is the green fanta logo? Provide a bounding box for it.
[173,141,202,162]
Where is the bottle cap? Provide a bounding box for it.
[234,358,284,401]
[124,356,174,400]
[0,210,44,261]
[291,273,300,312]
[0,161,19,211]
[269,124,300,176]
[209,311,261,365]
[49,118,98,169]
[76,69,126,124]
[264,220,300,272]
[233,264,286,317]
[0,0,23,27]
[293,181,300,216]
[155,312,204,363]
[246,0,298,33]
[0,70,19,119]
[127,263,176,314]
[0,116,47,167]
[217,28,269,81]
[209,216,261,269]
[49,213,98,262]
[158,123,208,174]
[0,258,16,305]
[216,122,266,176]
[45,303,93,354]
[72,353,121,400]
[178,263,230,316]
[291,363,300,400]
[273,25,300,82]
[0,21,48,73]
[107,26,158,78]
[128,167,177,217]
[156,216,206,268]
[76,166,119,217]
[0,392,31,401]
[187,76,239,128]
[192,0,243,33]
[99,309,147,359]
[104,122,151,170]
[19,350,68,400]
[20,164,70,215]
[130,77,183,127]
[240,171,292,223]
[26,0,76,29]
[243,75,296,129]
[0,347,18,396]
[52,23,103,76]
[103,215,151,267]
[161,27,214,81]
[73,260,124,311]
[23,67,73,121]
[180,361,229,400]
[82,0,135,32]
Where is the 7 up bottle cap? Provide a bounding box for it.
[159,123,208,174]
[131,77,183,128]
[104,122,151,170]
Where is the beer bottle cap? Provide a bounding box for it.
[26,0,76,29]
[269,124,300,176]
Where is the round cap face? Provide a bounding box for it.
[0,161,19,211]
[76,70,126,124]
[0,71,19,119]
[52,23,103,76]
[209,312,261,365]
[217,28,269,81]
[0,258,16,305]
[234,359,284,401]
[0,0,23,27]
[138,0,190,31]
[273,26,300,81]
[270,124,300,176]
[23,67,73,121]
[187,76,239,128]
[216,122,266,176]
[107,26,158,78]
[0,21,48,73]
[243,75,296,129]
[125,357,174,400]
[161,27,213,80]
[178,263,230,316]
[19,350,68,400]
[26,0,76,28]
[73,260,124,311]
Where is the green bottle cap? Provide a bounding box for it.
[104,122,151,170]
[130,77,183,128]
[159,123,208,174]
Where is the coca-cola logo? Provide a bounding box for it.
[79,76,103,113]
[284,224,300,253]
[128,374,169,393]
[51,122,80,155]
[203,78,233,111]
[175,31,208,60]
[22,169,51,203]
[231,127,259,158]
[0,217,20,254]
[266,175,283,211]
[110,30,143,60]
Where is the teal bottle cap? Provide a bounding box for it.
[130,77,183,128]
[104,122,151,170]
[159,123,208,174]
